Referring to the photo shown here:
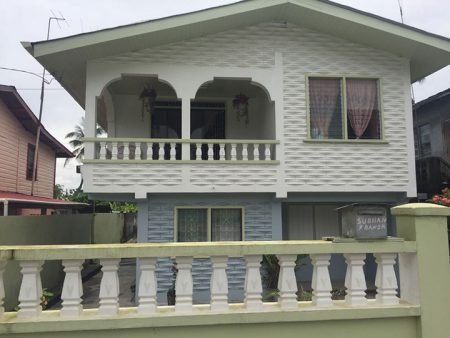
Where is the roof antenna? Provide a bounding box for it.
[397,0,405,24]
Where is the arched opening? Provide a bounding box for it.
[192,78,275,160]
[99,75,181,159]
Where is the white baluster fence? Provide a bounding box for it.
[87,138,279,162]
[0,238,418,321]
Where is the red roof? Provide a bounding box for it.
[0,191,87,209]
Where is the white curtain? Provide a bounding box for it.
[309,78,341,138]
[346,79,378,138]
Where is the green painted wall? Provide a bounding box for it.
[0,214,124,310]
[3,317,418,338]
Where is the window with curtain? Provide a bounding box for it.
[176,207,243,242]
[26,144,36,181]
[309,77,381,140]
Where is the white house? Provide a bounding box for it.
[23,0,450,301]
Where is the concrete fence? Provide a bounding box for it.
[0,213,124,311]
[0,204,449,338]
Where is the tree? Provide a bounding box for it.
[64,118,105,190]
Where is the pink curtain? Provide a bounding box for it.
[346,79,377,138]
[309,78,341,138]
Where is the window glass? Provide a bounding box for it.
[308,77,381,140]
[26,144,36,181]
[418,124,431,157]
[309,78,342,139]
[177,209,207,242]
[211,208,242,241]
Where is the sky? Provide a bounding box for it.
[1,0,449,190]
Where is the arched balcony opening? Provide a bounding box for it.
[98,75,181,160]
[191,78,276,160]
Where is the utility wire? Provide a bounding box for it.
[0,67,54,84]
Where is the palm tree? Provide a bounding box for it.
[65,117,104,189]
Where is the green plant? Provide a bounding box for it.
[40,288,53,310]
[109,202,138,213]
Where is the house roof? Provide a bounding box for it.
[22,0,450,108]
[414,88,450,110]
[0,191,87,209]
[0,85,73,158]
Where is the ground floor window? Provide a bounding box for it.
[175,207,243,242]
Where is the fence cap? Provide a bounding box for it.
[391,203,450,216]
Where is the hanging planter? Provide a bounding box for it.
[233,93,249,126]
[139,86,157,120]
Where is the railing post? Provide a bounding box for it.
[175,257,193,313]
[265,144,271,161]
[219,143,225,161]
[242,143,248,161]
[61,259,84,317]
[210,256,229,311]
[170,143,176,161]
[231,144,237,161]
[147,142,153,160]
[158,143,165,160]
[111,142,118,160]
[137,258,157,314]
[277,254,298,309]
[196,144,202,161]
[311,254,333,307]
[135,142,142,160]
[99,141,107,160]
[0,261,6,316]
[123,142,130,160]
[344,254,367,306]
[207,143,214,161]
[392,203,450,338]
[98,259,120,316]
[244,255,263,310]
[18,260,43,318]
[374,253,399,305]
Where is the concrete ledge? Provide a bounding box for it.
[0,302,420,334]
[391,203,450,216]
[0,240,417,261]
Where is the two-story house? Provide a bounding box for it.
[23,0,450,301]
[0,85,80,216]
[414,88,450,198]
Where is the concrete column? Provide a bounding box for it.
[392,203,450,338]
[181,97,191,160]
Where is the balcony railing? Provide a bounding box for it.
[83,138,279,163]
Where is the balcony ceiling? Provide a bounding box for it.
[22,0,450,108]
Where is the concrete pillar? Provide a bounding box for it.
[392,203,450,338]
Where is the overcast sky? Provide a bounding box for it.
[1,0,449,190]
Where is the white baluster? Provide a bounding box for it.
[207,143,214,161]
[311,254,333,307]
[196,144,202,161]
[0,261,6,316]
[242,144,248,161]
[374,253,399,305]
[170,143,176,160]
[250,144,256,161]
[210,256,229,311]
[219,144,225,161]
[138,258,157,314]
[344,254,368,306]
[231,144,237,161]
[135,142,142,160]
[18,260,43,318]
[99,141,107,160]
[244,255,263,310]
[256,144,262,160]
[265,144,271,161]
[158,143,165,160]
[175,257,193,312]
[123,142,130,160]
[61,260,84,317]
[277,255,298,309]
[111,142,118,160]
[98,259,120,316]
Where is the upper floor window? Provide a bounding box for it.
[176,207,243,242]
[308,77,382,140]
[26,144,36,181]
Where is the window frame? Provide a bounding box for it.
[305,75,385,143]
[174,206,245,242]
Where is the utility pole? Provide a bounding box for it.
[30,14,65,196]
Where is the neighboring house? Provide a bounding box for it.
[413,88,450,198]
[0,85,82,215]
[23,0,450,300]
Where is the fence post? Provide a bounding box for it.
[391,203,450,338]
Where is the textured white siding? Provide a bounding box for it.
[94,22,412,194]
